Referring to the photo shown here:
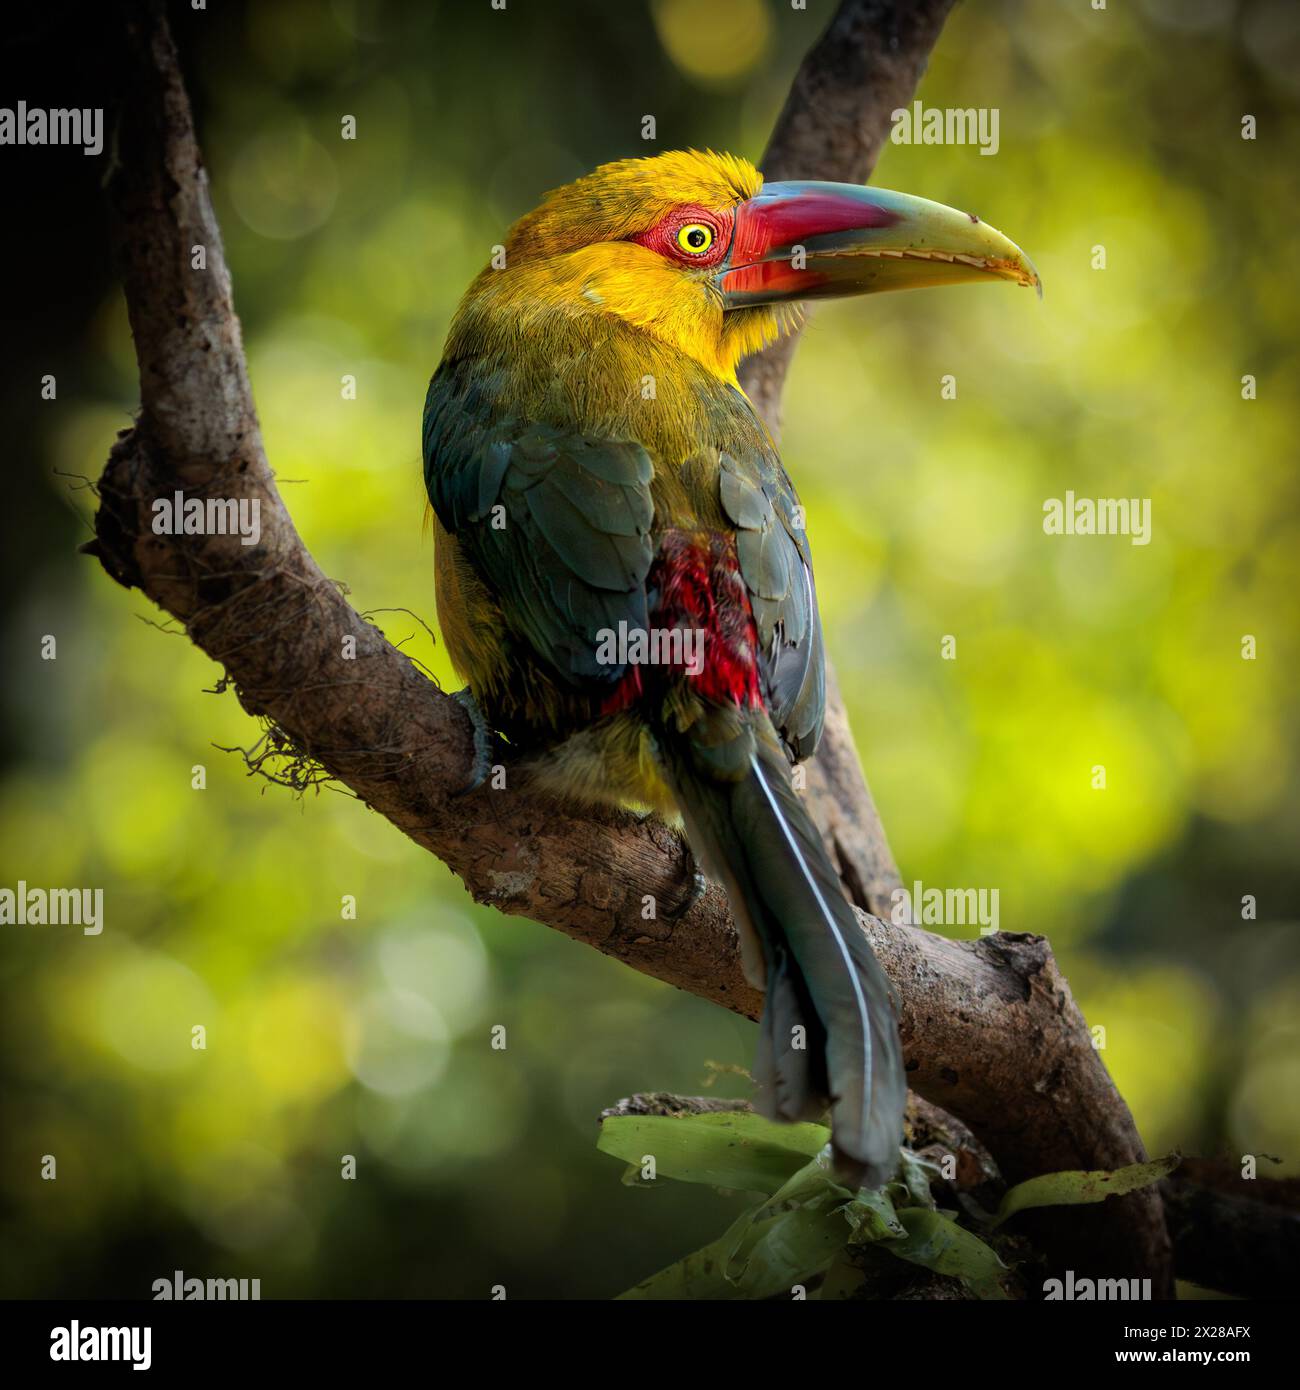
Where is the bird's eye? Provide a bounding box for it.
[676,223,714,255]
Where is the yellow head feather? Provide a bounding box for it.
[448,150,781,387]
[506,150,762,263]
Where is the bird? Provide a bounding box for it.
[423,149,1038,1189]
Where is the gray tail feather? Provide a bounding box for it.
[656,715,905,1189]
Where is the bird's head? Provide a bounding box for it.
[478,150,1040,383]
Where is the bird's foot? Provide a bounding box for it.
[663,837,710,921]
[451,687,499,795]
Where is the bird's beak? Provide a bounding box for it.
[718,180,1041,307]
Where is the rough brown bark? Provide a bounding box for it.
[91,0,1176,1295]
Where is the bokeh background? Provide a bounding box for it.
[2,0,1298,1299]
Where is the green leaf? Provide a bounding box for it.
[618,1195,848,1301]
[879,1207,1012,1300]
[616,1147,852,1301]
[896,1147,942,1210]
[616,1207,761,1300]
[728,1198,850,1299]
[720,1150,842,1279]
[991,1153,1181,1229]
[597,1112,829,1194]
[844,1185,906,1244]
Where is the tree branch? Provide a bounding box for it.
[92,0,1174,1294]
[1161,1160,1300,1299]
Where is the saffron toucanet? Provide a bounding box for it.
[423,151,1038,1187]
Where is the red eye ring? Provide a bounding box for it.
[632,204,733,267]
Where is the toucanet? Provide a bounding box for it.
[423,150,1039,1187]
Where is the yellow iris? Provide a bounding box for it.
[676,223,714,255]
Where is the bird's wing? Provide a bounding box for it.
[424,360,655,690]
[711,397,826,762]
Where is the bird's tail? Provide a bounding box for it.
[653,706,905,1189]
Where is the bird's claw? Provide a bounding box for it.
[663,841,710,920]
[451,687,498,795]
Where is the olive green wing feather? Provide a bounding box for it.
[711,396,826,761]
[423,360,655,689]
